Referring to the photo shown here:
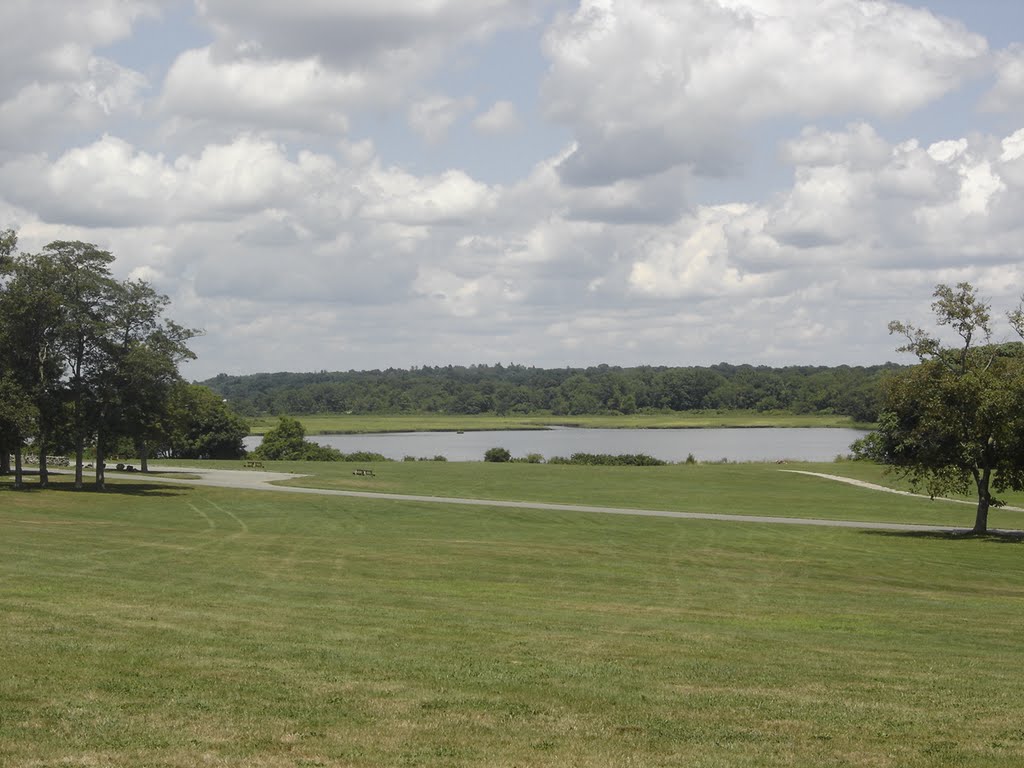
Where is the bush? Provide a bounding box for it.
[547,453,667,466]
[337,451,390,462]
[253,416,346,461]
[484,447,512,462]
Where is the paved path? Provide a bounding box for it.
[117,465,1016,534]
[781,469,1024,512]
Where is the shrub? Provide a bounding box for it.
[546,453,666,466]
[338,451,390,462]
[484,447,512,462]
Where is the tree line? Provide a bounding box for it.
[0,231,248,489]
[201,361,898,422]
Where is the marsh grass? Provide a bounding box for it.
[3,474,1024,766]
[248,411,868,435]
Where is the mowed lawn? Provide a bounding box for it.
[213,458,1024,530]
[2,473,1024,767]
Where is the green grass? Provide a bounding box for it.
[156,458,1024,531]
[3,472,1024,767]
[248,411,869,435]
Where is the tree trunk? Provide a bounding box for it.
[38,437,48,488]
[14,445,24,489]
[95,437,105,491]
[972,467,991,535]
[1,450,9,475]
[75,437,84,489]
[137,439,149,473]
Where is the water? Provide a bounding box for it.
[244,427,867,463]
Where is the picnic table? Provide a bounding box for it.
[352,468,375,477]
[243,460,265,469]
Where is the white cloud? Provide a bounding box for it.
[407,95,476,144]
[196,0,539,67]
[0,0,155,97]
[0,134,341,227]
[3,1,1023,378]
[155,1,544,140]
[361,167,498,226]
[628,205,770,298]
[781,123,890,169]
[473,100,522,135]
[543,0,988,184]
[160,48,364,135]
[0,2,151,153]
[981,44,1024,112]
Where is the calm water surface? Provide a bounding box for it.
[245,427,867,463]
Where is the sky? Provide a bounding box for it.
[2,0,1023,381]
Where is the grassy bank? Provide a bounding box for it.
[2,475,1023,767]
[247,411,870,435]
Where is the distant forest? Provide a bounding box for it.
[201,362,901,423]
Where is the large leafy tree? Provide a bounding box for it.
[42,241,119,488]
[89,279,197,486]
[856,283,1024,534]
[0,375,35,487]
[0,234,200,487]
[251,416,342,461]
[0,244,67,486]
[160,384,249,460]
[0,228,19,475]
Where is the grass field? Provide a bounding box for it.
[247,411,869,435]
[149,458,1024,530]
[3,466,1024,767]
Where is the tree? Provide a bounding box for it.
[0,376,36,488]
[253,416,308,460]
[43,241,119,488]
[161,384,248,460]
[251,416,342,461]
[89,279,197,485]
[855,283,1024,534]
[0,234,201,485]
[0,228,19,475]
[0,246,67,487]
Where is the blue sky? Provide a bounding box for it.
[2,1,1023,379]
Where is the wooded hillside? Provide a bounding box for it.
[201,362,900,422]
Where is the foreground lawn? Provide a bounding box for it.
[155,458,1024,531]
[2,478,1024,767]
[248,411,869,435]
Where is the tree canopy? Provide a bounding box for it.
[0,234,227,487]
[251,416,342,461]
[854,283,1024,534]
[201,361,896,421]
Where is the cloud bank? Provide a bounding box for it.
[2,0,1022,378]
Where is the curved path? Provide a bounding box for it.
[114,464,1021,534]
[781,469,1024,512]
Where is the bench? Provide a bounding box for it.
[352,468,375,477]
[243,460,265,469]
